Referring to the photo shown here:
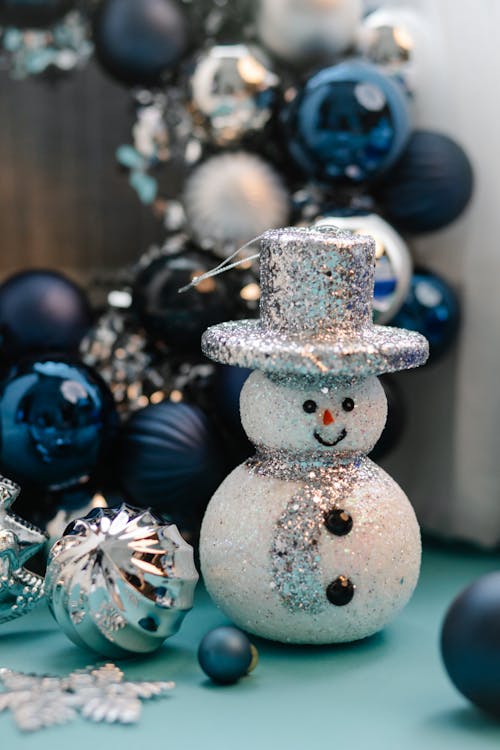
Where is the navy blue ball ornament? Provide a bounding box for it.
[369,375,405,461]
[0,0,72,27]
[282,60,411,184]
[441,572,500,718]
[133,249,233,353]
[198,626,257,685]
[92,0,189,87]
[0,357,117,491]
[392,269,460,362]
[116,401,227,528]
[375,130,474,233]
[213,365,252,441]
[0,270,92,361]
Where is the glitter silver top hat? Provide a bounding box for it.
[202,226,429,378]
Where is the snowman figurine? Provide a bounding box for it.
[200,227,429,644]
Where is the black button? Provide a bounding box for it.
[324,508,353,536]
[326,576,355,606]
[303,399,317,413]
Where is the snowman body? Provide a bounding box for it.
[200,371,421,644]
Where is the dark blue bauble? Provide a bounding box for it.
[391,269,460,362]
[369,374,405,461]
[441,572,500,718]
[115,401,227,528]
[375,130,474,233]
[0,357,117,491]
[0,0,72,26]
[0,270,92,361]
[92,0,189,87]
[213,365,252,441]
[282,60,411,185]
[198,626,254,685]
[133,249,234,353]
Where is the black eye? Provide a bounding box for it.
[342,398,355,412]
[302,400,317,414]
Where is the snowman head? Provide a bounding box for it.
[240,370,387,455]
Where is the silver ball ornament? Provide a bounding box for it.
[314,213,412,324]
[256,0,362,68]
[357,8,432,98]
[189,43,279,147]
[183,152,290,257]
[46,505,199,657]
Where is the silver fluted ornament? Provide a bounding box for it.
[46,505,199,657]
[0,476,47,624]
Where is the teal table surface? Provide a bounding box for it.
[2,542,500,749]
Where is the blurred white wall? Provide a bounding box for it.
[379,0,500,546]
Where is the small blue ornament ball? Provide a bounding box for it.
[375,130,474,233]
[441,572,500,718]
[198,626,256,685]
[92,0,189,87]
[0,357,117,491]
[116,401,227,528]
[0,270,92,361]
[282,60,411,184]
[0,0,72,26]
[391,269,460,363]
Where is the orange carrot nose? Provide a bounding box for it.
[323,409,334,426]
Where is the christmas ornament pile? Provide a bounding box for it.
[0,0,473,538]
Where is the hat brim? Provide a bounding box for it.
[202,320,429,378]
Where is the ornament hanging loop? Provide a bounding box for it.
[177,236,261,294]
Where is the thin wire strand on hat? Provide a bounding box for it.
[177,236,261,294]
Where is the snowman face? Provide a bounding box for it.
[240,370,387,454]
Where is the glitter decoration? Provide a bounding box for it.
[0,662,174,731]
[314,213,413,325]
[46,505,199,656]
[202,226,428,377]
[0,10,93,79]
[200,226,428,644]
[116,88,195,210]
[80,308,166,415]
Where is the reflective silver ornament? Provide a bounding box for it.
[189,43,279,146]
[46,505,199,657]
[0,476,47,624]
[357,8,432,98]
[314,213,412,324]
[184,151,290,257]
[256,0,362,68]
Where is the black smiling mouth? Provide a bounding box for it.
[313,428,347,447]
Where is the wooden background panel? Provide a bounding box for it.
[0,59,163,280]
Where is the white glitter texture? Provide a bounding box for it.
[201,374,420,643]
[240,371,387,455]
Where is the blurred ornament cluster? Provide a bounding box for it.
[0,0,473,543]
[0,1,93,78]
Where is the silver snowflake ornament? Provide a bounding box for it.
[0,663,174,732]
[0,476,47,624]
